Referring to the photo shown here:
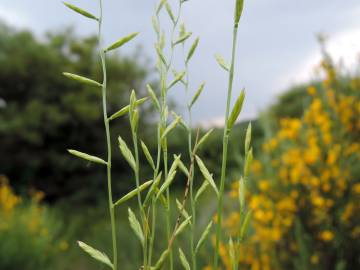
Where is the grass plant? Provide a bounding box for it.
[62,0,251,269]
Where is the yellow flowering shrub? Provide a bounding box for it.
[219,54,360,269]
[0,175,68,270]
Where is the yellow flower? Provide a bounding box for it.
[319,230,334,242]
[307,86,317,96]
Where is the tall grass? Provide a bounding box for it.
[62,0,252,269]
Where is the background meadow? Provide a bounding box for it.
[0,0,360,269]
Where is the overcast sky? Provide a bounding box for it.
[1,0,360,126]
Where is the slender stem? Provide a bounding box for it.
[161,2,182,269]
[148,116,162,267]
[183,43,197,270]
[132,131,148,269]
[214,26,239,269]
[98,1,117,269]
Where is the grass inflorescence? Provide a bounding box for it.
[62,0,252,269]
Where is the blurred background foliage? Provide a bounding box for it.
[219,48,360,270]
[0,22,359,269]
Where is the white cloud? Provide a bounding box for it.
[0,6,29,27]
[277,28,360,91]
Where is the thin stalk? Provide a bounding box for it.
[148,124,162,267]
[183,44,197,270]
[98,0,117,269]
[131,130,148,269]
[214,26,239,269]
[160,2,182,269]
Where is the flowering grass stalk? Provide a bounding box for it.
[62,0,250,269]
[214,0,246,268]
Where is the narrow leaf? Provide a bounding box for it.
[108,97,147,121]
[63,72,102,87]
[105,32,139,52]
[195,155,218,196]
[195,220,213,253]
[77,241,113,269]
[179,248,191,270]
[118,136,136,171]
[186,37,199,63]
[68,149,107,165]
[190,82,205,107]
[227,89,245,130]
[215,54,229,71]
[128,208,144,246]
[114,180,153,206]
[63,2,98,21]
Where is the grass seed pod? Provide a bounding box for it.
[63,72,102,87]
[195,181,209,202]
[118,136,136,171]
[195,220,213,253]
[153,249,170,269]
[235,0,245,27]
[244,122,252,155]
[190,82,205,108]
[141,141,155,170]
[186,37,199,63]
[240,210,252,240]
[147,84,161,111]
[227,89,245,131]
[195,155,219,196]
[179,248,191,270]
[174,32,192,45]
[215,54,230,71]
[63,2,98,21]
[104,32,139,52]
[174,216,192,236]
[114,180,153,206]
[128,208,145,246]
[77,241,113,269]
[68,149,107,165]
[108,97,147,121]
